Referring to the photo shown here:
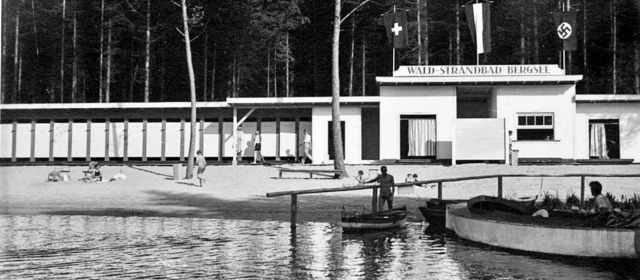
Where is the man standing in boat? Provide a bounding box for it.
[366,166,395,212]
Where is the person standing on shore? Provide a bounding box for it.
[253,130,264,164]
[301,129,313,165]
[236,126,244,162]
[194,150,207,187]
[366,166,395,212]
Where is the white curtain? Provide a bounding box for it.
[408,118,436,156]
[589,123,608,159]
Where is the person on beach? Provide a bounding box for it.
[300,129,313,165]
[194,150,207,187]
[252,130,264,164]
[343,170,366,187]
[508,130,514,165]
[236,126,244,162]
[365,166,395,212]
[405,173,413,183]
[589,181,612,214]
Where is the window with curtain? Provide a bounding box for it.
[408,118,436,157]
[589,123,608,159]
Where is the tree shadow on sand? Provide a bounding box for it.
[127,165,173,178]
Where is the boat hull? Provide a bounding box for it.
[446,204,640,258]
[341,207,408,232]
[419,199,466,227]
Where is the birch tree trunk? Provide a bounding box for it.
[424,0,429,65]
[348,17,355,96]
[582,0,588,94]
[106,19,112,102]
[99,0,105,102]
[635,39,639,94]
[273,48,277,97]
[203,31,208,101]
[533,0,539,64]
[286,32,290,97]
[211,42,216,100]
[30,0,39,57]
[417,0,422,65]
[519,2,526,64]
[611,0,617,95]
[455,0,461,65]
[331,0,346,178]
[267,47,270,97]
[13,11,19,103]
[1,0,7,103]
[362,35,366,96]
[144,0,150,102]
[72,9,77,103]
[180,0,197,179]
[60,0,66,103]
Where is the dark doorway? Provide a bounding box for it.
[328,121,345,160]
[400,115,436,159]
[589,120,620,159]
[361,108,380,160]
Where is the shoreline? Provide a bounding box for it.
[2,163,639,224]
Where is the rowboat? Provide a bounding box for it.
[446,203,640,258]
[341,206,408,232]
[418,199,466,227]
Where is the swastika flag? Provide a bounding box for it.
[383,11,409,49]
[553,11,577,51]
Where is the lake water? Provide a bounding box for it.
[1,215,638,279]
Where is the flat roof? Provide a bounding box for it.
[0,97,381,111]
[376,75,583,85]
[0,102,231,110]
[226,96,380,107]
[575,94,640,103]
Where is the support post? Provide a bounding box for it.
[49,120,54,162]
[497,176,503,198]
[30,120,35,162]
[275,117,281,161]
[11,121,17,162]
[438,182,443,200]
[161,119,166,161]
[199,118,204,153]
[67,120,73,162]
[233,107,237,166]
[86,120,92,161]
[124,119,129,162]
[180,119,185,162]
[218,117,223,162]
[372,187,378,212]
[295,116,300,162]
[142,119,147,162]
[105,119,110,162]
[580,176,585,208]
[291,194,298,229]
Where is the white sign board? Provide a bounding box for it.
[394,65,565,77]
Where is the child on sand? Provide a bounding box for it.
[195,150,207,187]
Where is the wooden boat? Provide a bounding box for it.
[445,203,640,258]
[341,206,408,232]
[418,199,467,227]
[467,195,537,215]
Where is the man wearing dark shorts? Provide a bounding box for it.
[366,166,395,211]
[253,130,264,164]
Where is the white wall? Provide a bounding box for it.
[494,84,576,159]
[311,106,362,164]
[0,124,13,158]
[576,103,640,162]
[379,86,457,160]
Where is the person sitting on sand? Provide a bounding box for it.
[83,163,102,182]
[405,173,413,183]
[343,170,366,187]
[589,181,612,214]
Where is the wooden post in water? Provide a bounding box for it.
[580,176,585,208]
[437,182,443,200]
[291,194,298,229]
[497,176,503,198]
[372,187,378,212]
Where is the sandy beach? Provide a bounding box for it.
[1,163,639,224]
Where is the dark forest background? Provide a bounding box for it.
[1,0,639,104]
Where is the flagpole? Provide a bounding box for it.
[392,5,396,74]
[476,0,479,65]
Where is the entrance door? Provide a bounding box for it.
[400,115,436,159]
[589,120,620,159]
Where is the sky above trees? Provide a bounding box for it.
[1,0,638,104]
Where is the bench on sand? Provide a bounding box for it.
[278,168,345,179]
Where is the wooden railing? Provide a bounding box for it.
[266,173,640,229]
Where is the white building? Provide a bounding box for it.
[1,64,638,164]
